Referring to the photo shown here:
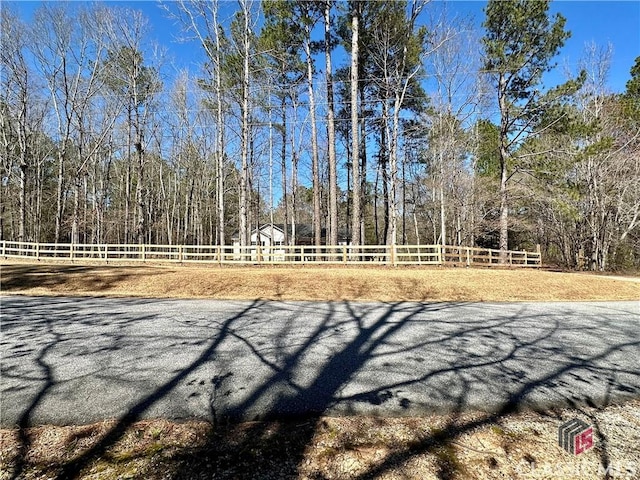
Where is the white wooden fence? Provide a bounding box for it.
[0,241,541,267]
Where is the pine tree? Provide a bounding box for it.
[482,0,571,259]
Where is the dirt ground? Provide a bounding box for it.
[1,261,639,479]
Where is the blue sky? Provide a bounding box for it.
[451,1,639,92]
[149,0,640,94]
[12,1,640,94]
[541,1,639,92]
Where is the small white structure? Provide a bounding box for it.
[231,223,350,261]
[232,224,287,261]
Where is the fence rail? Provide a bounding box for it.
[0,241,541,267]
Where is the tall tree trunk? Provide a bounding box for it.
[159,162,171,244]
[381,101,389,243]
[290,97,299,245]
[350,3,360,246]
[268,116,275,250]
[214,11,225,247]
[402,153,406,244]
[439,148,446,246]
[135,132,145,244]
[498,73,509,261]
[324,0,338,246]
[359,85,367,245]
[238,1,250,247]
[124,163,131,243]
[216,142,225,246]
[18,163,26,242]
[17,100,28,242]
[83,172,88,243]
[54,149,64,243]
[35,159,43,243]
[71,181,80,244]
[346,144,350,240]
[125,108,133,244]
[92,161,99,243]
[374,166,380,244]
[171,171,179,244]
[280,95,289,246]
[183,184,188,245]
[498,155,508,255]
[304,32,321,247]
[386,97,400,247]
[291,148,298,245]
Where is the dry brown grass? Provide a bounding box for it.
[1,261,639,301]
[2,401,639,479]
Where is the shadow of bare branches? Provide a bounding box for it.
[1,296,638,479]
[1,265,163,293]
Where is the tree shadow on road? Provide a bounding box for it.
[2,297,638,479]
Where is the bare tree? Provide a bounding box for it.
[324,0,338,246]
[349,0,361,246]
[0,7,44,242]
[170,0,229,246]
[232,0,256,248]
[429,15,482,247]
[368,0,429,247]
[575,45,640,269]
[30,4,112,243]
[103,9,161,244]
[300,4,322,247]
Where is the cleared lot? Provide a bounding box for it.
[1,262,639,301]
[1,262,639,479]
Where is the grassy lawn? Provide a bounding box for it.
[1,261,639,301]
[1,261,639,479]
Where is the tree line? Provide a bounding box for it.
[1,0,639,270]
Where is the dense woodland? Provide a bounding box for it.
[1,0,639,270]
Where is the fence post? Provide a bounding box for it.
[179,245,184,263]
[141,244,146,262]
[509,251,513,266]
[536,244,541,267]
[70,243,74,261]
[217,245,222,265]
[343,245,347,264]
[391,244,396,266]
[466,247,471,267]
[438,245,443,265]
[36,242,40,260]
[488,249,492,265]
[1,240,5,258]
[524,250,528,266]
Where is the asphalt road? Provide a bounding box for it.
[1,296,639,427]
